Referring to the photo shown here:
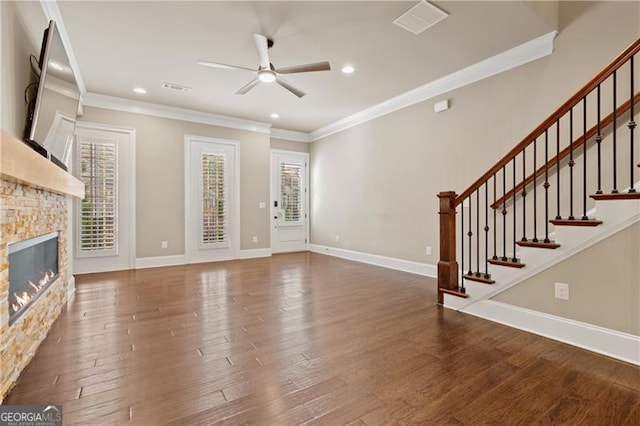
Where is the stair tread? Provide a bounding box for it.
[488,258,526,268]
[463,273,495,284]
[550,218,603,227]
[590,192,640,201]
[440,288,469,298]
[516,240,561,249]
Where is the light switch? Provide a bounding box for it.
[259,202,266,209]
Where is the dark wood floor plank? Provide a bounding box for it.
[4,252,638,424]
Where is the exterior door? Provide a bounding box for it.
[185,135,239,263]
[73,123,135,273]
[271,150,309,253]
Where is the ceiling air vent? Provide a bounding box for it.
[393,0,449,35]
[162,82,191,93]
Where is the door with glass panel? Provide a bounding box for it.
[185,136,239,263]
[271,151,308,253]
[73,123,135,273]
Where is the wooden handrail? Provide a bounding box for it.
[491,92,640,208]
[455,37,640,206]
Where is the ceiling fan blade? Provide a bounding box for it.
[235,78,261,95]
[276,77,306,98]
[252,33,271,69]
[276,61,331,74]
[198,60,255,72]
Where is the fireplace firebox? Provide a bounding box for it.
[7,232,59,326]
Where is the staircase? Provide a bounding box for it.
[437,38,640,309]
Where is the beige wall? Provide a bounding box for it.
[493,223,640,335]
[309,1,639,264]
[1,1,47,137]
[270,137,310,153]
[80,107,271,258]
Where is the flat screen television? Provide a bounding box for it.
[23,20,80,171]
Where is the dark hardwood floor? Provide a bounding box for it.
[4,252,639,424]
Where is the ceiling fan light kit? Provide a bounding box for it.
[198,33,331,98]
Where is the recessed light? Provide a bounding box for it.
[341,65,355,74]
[133,87,147,94]
[270,113,280,119]
[49,61,63,71]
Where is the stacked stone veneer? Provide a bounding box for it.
[0,178,71,400]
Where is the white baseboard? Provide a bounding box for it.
[135,249,271,269]
[237,248,272,259]
[135,255,186,269]
[309,244,437,277]
[464,300,640,365]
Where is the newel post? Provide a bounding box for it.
[437,191,459,304]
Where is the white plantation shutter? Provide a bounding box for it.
[280,162,302,223]
[201,152,227,246]
[78,140,118,255]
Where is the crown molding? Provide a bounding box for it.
[39,0,87,95]
[309,31,557,142]
[83,92,273,134]
[270,128,312,143]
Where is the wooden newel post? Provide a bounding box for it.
[437,191,459,304]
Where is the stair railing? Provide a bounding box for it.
[438,38,640,303]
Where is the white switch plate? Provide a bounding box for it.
[335,235,340,242]
[259,202,266,209]
[252,236,258,243]
[426,246,432,256]
[161,241,168,249]
[555,282,569,300]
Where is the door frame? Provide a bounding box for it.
[270,149,310,253]
[73,121,137,273]
[184,134,240,263]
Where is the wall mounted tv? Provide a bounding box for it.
[23,20,81,171]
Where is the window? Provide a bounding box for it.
[77,140,118,255]
[201,152,227,246]
[280,162,302,223]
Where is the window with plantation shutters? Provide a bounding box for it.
[201,152,227,246]
[77,140,118,256]
[280,162,303,223]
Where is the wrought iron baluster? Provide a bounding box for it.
[493,174,497,260]
[533,138,538,242]
[596,85,603,194]
[544,130,551,243]
[582,96,589,220]
[502,166,507,261]
[613,70,618,193]
[475,189,480,276]
[461,201,465,293]
[569,108,575,220]
[468,195,473,276]
[629,56,636,193]
[512,157,517,262]
[556,120,561,219]
[521,148,527,241]
[484,181,490,278]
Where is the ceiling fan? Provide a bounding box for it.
[198,33,331,98]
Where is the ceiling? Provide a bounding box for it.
[47,1,553,133]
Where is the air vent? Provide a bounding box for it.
[393,1,449,35]
[162,82,191,93]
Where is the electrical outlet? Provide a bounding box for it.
[252,236,258,243]
[335,235,340,242]
[555,282,569,300]
[426,246,432,256]
[258,202,266,209]
[161,241,168,249]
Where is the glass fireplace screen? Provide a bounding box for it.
[7,232,59,325]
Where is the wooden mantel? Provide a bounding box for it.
[0,129,85,199]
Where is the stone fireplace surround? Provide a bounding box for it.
[0,130,84,401]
